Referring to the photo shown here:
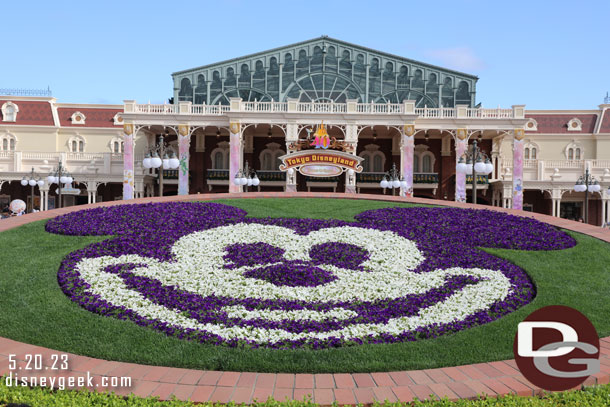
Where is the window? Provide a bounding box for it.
[210,141,230,169]
[359,144,386,173]
[531,148,537,159]
[413,155,419,173]
[214,151,224,169]
[422,155,432,173]
[258,142,285,171]
[524,141,540,161]
[1,102,19,122]
[524,148,530,160]
[68,136,86,153]
[1,134,17,151]
[70,111,86,125]
[565,142,583,160]
[110,137,124,153]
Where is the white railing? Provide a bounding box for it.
[466,108,514,119]
[523,160,537,168]
[22,152,61,160]
[592,160,610,168]
[127,101,519,119]
[544,160,585,169]
[356,102,403,114]
[190,104,230,115]
[0,151,14,159]
[415,107,456,118]
[135,104,177,114]
[66,153,105,161]
[242,101,287,112]
[297,102,347,113]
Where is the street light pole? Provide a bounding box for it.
[142,131,180,197]
[47,161,73,209]
[456,138,493,205]
[20,167,44,212]
[574,168,600,224]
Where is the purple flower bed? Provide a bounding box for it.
[46,202,575,349]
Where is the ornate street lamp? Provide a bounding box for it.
[455,139,493,205]
[20,167,45,212]
[574,168,600,224]
[142,132,180,196]
[379,163,407,196]
[233,161,260,191]
[47,161,74,209]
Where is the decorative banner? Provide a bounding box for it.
[122,125,134,200]
[513,136,524,210]
[455,137,467,203]
[403,124,415,137]
[178,125,190,196]
[279,150,363,177]
[229,122,240,135]
[401,132,414,197]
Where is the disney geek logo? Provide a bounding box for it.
[513,305,600,391]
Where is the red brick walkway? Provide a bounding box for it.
[1,193,609,405]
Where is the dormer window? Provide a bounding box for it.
[567,118,582,131]
[113,113,124,125]
[1,102,19,122]
[525,118,538,131]
[71,111,86,125]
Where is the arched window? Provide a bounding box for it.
[575,148,581,160]
[422,155,432,173]
[2,139,6,150]
[565,141,582,160]
[413,155,420,173]
[214,151,224,169]
[210,141,230,169]
[524,148,530,160]
[359,144,386,173]
[372,155,383,172]
[568,148,574,160]
[531,148,537,159]
[258,142,285,171]
[1,102,19,122]
[68,135,85,153]
[110,137,124,153]
[1,134,17,151]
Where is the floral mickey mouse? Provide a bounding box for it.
[48,202,575,349]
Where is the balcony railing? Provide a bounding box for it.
[207,169,229,180]
[356,172,385,183]
[466,174,489,184]
[125,100,524,119]
[414,173,439,184]
[256,171,285,181]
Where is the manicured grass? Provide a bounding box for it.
[0,198,608,373]
[2,376,610,406]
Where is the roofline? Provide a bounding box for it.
[526,110,600,114]
[171,36,479,81]
[0,96,56,102]
[56,103,123,109]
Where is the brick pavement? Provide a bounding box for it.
[1,192,609,405]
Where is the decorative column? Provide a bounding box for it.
[345,124,358,194]
[122,124,135,200]
[601,189,609,225]
[178,124,191,195]
[285,123,298,192]
[455,128,468,202]
[512,128,525,210]
[401,124,415,197]
[229,122,242,193]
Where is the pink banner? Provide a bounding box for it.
[122,130,134,200]
[513,139,524,210]
[178,134,190,195]
[229,132,241,193]
[401,134,414,197]
[455,139,467,202]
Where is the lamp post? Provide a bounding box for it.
[142,132,180,196]
[573,168,600,224]
[379,162,407,196]
[232,161,260,191]
[20,167,44,212]
[455,139,493,205]
[47,161,73,209]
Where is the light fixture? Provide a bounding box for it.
[216,129,221,137]
[425,131,429,142]
[379,163,406,196]
[373,131,377,141]
[233,161,259,189]
[455,140,492,204]
[268,127,272,138]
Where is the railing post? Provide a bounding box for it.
[511,105,525,119]
[178,101,191,114]
[287,98,298,113]
[230,98,242,112]
[456,104,468,119]
[404,100,415,114]
[123,100,136,113]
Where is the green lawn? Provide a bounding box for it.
[0,198,608,373]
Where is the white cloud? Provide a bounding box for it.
[424,47,486,72]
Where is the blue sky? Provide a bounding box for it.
[4,0,608,109]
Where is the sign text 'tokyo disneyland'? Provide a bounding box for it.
[279,123,363,177]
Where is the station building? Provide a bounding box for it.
[1,37,609,224]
